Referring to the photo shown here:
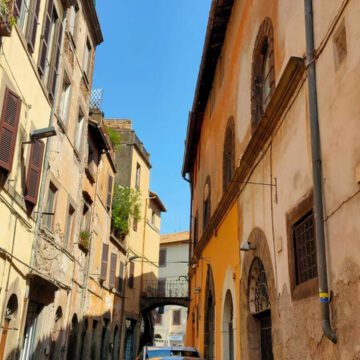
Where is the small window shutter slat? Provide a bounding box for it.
[25,140,45,204]
[106,175,113,211]
[38,0,53,75]
[109,253,117,288]
[14,0,23,19]
[118,262,124,292]
[26,0,41,53]
[128,262,134,288]
[48,20,62,98]
[0,89,21,172]
[100,243,109,281]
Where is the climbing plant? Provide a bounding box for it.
[105,125,122,150]
[112,185,141,238]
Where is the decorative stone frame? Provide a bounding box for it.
[239,228,280,359]
[223,116,235,194]
[251,17,275,133]
[286,190,318,301]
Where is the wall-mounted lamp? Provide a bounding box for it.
[240,241,256,252]
[30,126,57,140]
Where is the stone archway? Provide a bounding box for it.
[222,290,235,360]
[0,294,18,359]
[204,265,215,360]
[239,228,280,360]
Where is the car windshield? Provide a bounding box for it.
[147,349,200,358]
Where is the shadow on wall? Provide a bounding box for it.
[4,309,122,360]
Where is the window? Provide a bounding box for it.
[193,213,198,250]
[151,210,155,225]
[333,20,347,70]
[81,202,91,233]
[203,178,211,232]
[109,253,117,288]
[172,310,181,326]
[133,219,138,232]
[0,88,21,172]
[100,243,109,282]
[38,1,62,98]
[251,17,275,133]
[64,205,75,245]
[223,117,235,193]
[74,110,84,151]
[118,262,125,293]
[159,249,166,267]
[106,175,113,212]
[44,182,57,230]
[128,262,134,288]
[83,39,92,81]
[58,74,71,124]
[68,4,78,44]
[155,311,162,325]
[135,163,141,189]
[14,0,41,52]
[293,211,317,285]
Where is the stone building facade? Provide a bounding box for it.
[183,0,360,359]
[105,119,166,359]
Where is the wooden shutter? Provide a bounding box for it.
[100,243,109,281]
[128,262,134,288]
[109,253,117,288]
[13,0,23,19]
[118,262,124,292]
[25,140,45,204]
[26,0,41,53]
[38,0,53,75]
[172,310,181,325]
[48,19,63,98]
[0,89,21,172]
[106,175,113,211]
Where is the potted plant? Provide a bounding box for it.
[79,230,90,251]
[0,0,15,37]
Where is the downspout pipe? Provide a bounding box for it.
[304,0,337,344]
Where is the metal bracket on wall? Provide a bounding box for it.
[234,177,278,203]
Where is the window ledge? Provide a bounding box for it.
[291,277,318,301]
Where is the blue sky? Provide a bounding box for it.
[92,0,212,234]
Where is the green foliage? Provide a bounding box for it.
[112,185,141,238]
[105,126,122,150]
[0,0,16,27]
[80,230,90,248]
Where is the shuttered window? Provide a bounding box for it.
[38,0,54,75]
[64,205,75,245]
[118,262,124,293]
[109,253,117,288]
[0,89,21,172]
[38,0,63,98]
[25,140,44,204]
[159,249,166,267]
[100,243,109,281]
[83,39,92,80]
[44,182,57,230]
[172,310,181,325]
[128,262,134,288]
[25,0,41,53]
[106,175,113,212]
[135,163,141,189]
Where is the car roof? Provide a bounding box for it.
[146,346,198,352]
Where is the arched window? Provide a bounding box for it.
[249,258,273,360]
[251,17,275,132]
[222,290,234,360]
[223,116,235,193]
[203,177,211,232]
[204,265,215,360]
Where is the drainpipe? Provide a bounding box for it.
[304,0,337,343]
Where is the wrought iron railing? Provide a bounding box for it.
[143,279,188,298]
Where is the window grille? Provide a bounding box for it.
[293,211,317,284]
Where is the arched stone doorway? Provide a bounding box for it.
[204,265,215,360]
[0,294,18,358]
[240,228,278,360]
[222,290,235,360]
